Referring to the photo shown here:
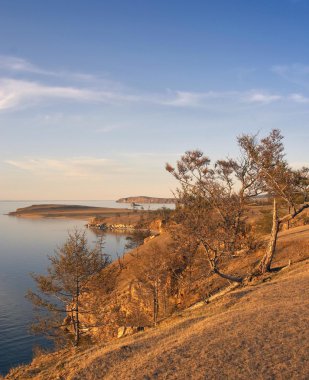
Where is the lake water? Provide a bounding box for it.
[0,200,172,375]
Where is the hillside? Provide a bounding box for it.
[4,225,309,380]
[5,258,309,379]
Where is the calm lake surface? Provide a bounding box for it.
[0,200,172,375]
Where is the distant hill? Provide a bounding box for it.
[116,196,175,204]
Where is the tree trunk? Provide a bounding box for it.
[153,284,159,326]
[213,267,243,283]
[257,198,280,274]
[206,250,243,283]
[75,279,80,346]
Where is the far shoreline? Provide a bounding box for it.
[7,204,138,221]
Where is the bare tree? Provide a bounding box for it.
[135,243,170,326]
[239,129,309,273]
[166,148,260,284]
[27,229,110,347]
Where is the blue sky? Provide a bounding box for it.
[1,0,309,200]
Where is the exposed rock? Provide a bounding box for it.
[143,235,156,244]
[117,326,145,338]
[107,223,135,231]
[86,217,135,231]
[149,219,165,234]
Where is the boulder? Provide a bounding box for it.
[117,326,145,338]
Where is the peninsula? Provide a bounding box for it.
[7,204,135,220]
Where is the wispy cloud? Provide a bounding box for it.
[0,56,309,112]
[157,90,283,107]
[1,78,307,112]
[0,56,49,75]
[244,91,282,104]
[0,78,139,110]
[157,91,211,107]
[1,77,308,112]
[289,93,309,104]
[0,55,99,82]
[4,157,120,178]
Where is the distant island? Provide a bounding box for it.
[116,196,175,204]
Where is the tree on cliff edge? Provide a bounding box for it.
[166,145,260,284]
[239,129,309,274]
[167,130,309,281]
[27,229,110,347]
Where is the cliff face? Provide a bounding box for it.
[116,196,175,204]
[78,232,175,341]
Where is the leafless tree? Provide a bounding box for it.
[135,243,171,326]
[239,129,309,273]
[166,147,260,284]
[27,229,110,347]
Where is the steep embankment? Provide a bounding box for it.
[5,258,309,380]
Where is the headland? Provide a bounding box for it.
[7,204,135,220]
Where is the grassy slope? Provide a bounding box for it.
[5,226,309,380]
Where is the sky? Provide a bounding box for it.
[0,0,309,200]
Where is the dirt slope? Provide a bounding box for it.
[6,257,309,380]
